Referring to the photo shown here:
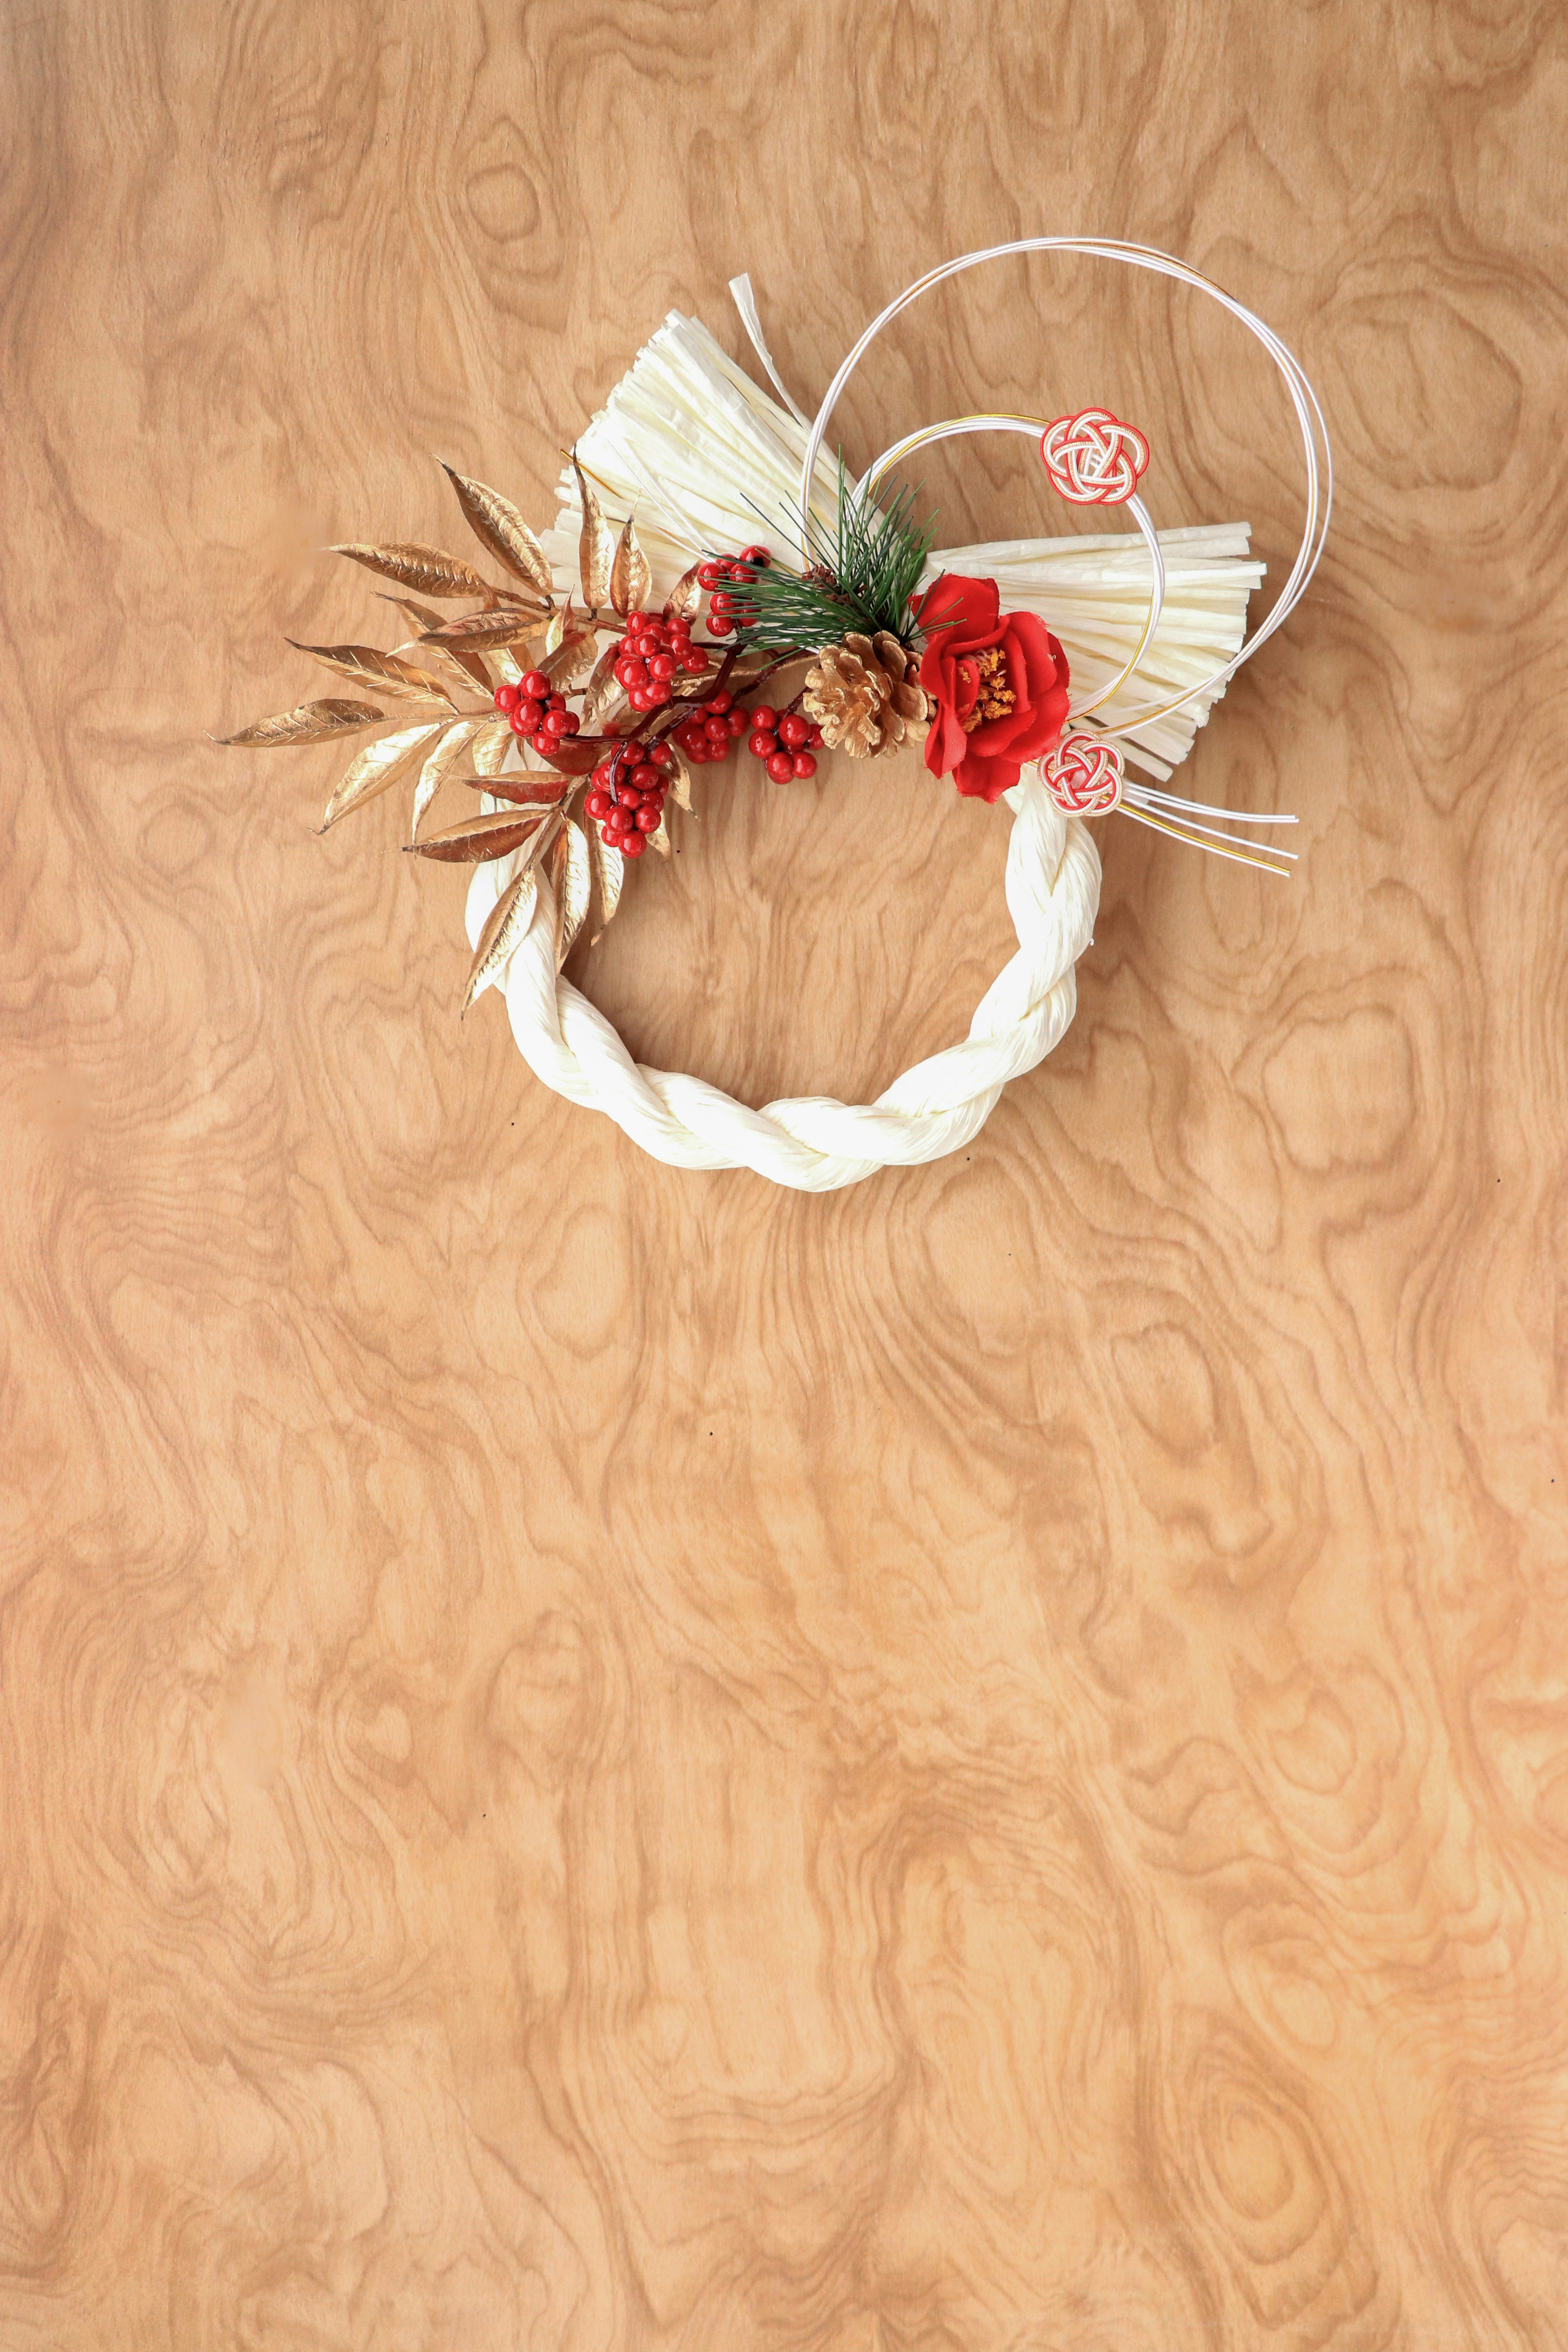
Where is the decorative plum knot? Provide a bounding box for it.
[1040,409,1151,506]
[1040,732,1124,815]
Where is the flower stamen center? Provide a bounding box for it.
[960,645,1015,733]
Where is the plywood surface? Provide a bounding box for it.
[3,3,1567,2344]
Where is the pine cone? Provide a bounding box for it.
[802,631,929,759]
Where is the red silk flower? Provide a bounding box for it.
[915,575,1070,803]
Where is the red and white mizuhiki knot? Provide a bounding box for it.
[1040,408,1151,506]
[1041,732,1125,816]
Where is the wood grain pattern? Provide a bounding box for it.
[3,2,1566,2343]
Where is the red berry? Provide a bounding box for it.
[681,648,708,673]
[557,710,580,735]
[648,652,676,679]
[508,709,531,735]
[532,731,554,754]
[628,684,653,710]
[650,741,674,769]
[703,716,729,744]
[634,804,660,833]
[766,751,795,784]
[739,543,770,565]
[791,751,817,779]
[624,831,647,858]
[586,789,612,819]
[517,699,544,731]
[631,762,659,791]
[547,691,566,712]
[704,692,733,715]
[748,731,779,761]
[686,739,711,764]
[646,682,672,706]
[668,614,692,637]
[495,682,521,713]
[544,709,570,735]
[592,760,615,788]
[725,708,747,735]
[778,714,808,748]
[749,705,778,732]
[521,670,549,699]
[695,562,722,589]
[806,724,823,748]
[619,657,648,686]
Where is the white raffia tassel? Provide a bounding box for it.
[541,310,1263,784]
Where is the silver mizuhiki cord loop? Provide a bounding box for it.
[796,237,1333,733]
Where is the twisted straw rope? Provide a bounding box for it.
[464,777,1101,1192]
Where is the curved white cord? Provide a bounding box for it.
[797,236,1332,734]
[858,414,1167,723]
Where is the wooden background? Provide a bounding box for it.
[3,2,1567,2344]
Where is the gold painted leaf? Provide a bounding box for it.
[588,822,624,940]
[440,464,555,597]
[663,560,704,621]
[470,716,516,780]
[412,717,484,841]
[378,592,442,634]
[378,597,491,690]
[332,541,494,601]
[527,731,599,775]
[462,868,539,1015]
[389,636,489,699]
[572,451,615,614]
[215,698,385,748]
[541,607,597,688]
[665,748,693,811]
[408,808,546,864]
[288,639,457,707]
[609,515,652,619]
[458,781,562,815]
[581,639,623,727]
[320,720,446,830]
[417,608,545,651]
[555,817,592,966]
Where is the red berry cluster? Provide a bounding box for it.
[613,604,708,711]
[745,705,820,784]
[493,669,580,755]
[583,741,675,861]
[699,544,770,636]
[669,688,751,767]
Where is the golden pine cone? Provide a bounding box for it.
[802,630,929,759]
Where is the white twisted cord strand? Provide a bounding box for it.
[465,779,1101,1191]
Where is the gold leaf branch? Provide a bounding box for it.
[572,451,615,615]
[287,639,457,707]
[320,720,448,831]
[440,464,555,598]
[214,698,385,747]
[331,542,495,601]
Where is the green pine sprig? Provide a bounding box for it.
[719,458,940,652]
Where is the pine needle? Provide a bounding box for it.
[721,457,939,651]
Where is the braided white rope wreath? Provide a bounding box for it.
[468,237,1330,1192]
[468,780,1099,1191]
